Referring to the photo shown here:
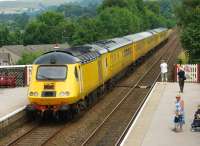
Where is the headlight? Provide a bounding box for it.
[59,91,70,97]
[29,92,34,96]
[33,92,39,96]
[29,92,38,96]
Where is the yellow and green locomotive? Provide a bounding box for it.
[26,28,170,119]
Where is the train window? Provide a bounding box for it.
[37,65,67,80]
[123,48,132,57]
[74,67,79,81]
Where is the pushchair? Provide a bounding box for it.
[191,106,200,131]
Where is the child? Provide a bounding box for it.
[173,95,184,132]
[174,109,180,132]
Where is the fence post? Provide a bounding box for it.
[197,64,200,83]
[24,66,27,87]
[174,64,177,82]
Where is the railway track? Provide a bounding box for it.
[5,123,66,146]
[81,33,180,146]
[0,32,181,146]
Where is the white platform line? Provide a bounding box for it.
[120,82,159,146]
[0,106,26,122]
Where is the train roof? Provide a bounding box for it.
[64,46,100,63]
[152,28,168,33]
[34,51,81,64]
[34,27,168,64]
[34,46,100,64]
[93,38,132,52]
[148,29,158,34]
[111,37,132,47]
[84,44,108,55]
[124,32,153,42]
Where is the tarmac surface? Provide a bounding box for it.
[0,87,28,119]
[121,82,200,146]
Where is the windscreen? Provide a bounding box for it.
[37,66,67,80]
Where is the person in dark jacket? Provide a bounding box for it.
[178,66,186,93]
[191,105,200,131]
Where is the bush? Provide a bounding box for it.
[17,51,43,65]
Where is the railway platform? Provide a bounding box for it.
[121,82,200,146]
[0,87,28,119]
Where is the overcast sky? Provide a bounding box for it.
[0,0,75,1]
[0,0,16,1]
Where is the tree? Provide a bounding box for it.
[0,24,9,47]
[101,0,129,9]
[175,0,200,63]
[38,11,64,26]
[145,1,161,15]
[181,23,200,61]
[17,51,43,65]
[97,7,140,38]
[71,18,99,45]
[8,29,23,45]
[71,7,141,45]
[57,3,97,18]
[14,13,30,29]
[24,11,75,45]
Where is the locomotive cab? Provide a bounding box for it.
[26,51,82,117]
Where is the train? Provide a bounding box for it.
[26,28,171,120]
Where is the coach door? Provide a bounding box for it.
[98,59,103,85]
[78,65,84,97]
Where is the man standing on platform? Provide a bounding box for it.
[160,60,168,82]
[178,66,186,93]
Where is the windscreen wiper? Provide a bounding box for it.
[38,74,54,80]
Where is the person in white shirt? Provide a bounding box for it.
[160,60,168,82]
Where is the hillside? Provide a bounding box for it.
[0,0,102,14]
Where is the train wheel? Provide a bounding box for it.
[97,86,104,97]
[26,111,36,120]
[43,111,52,121]
[66,110,73,120]
[78,100,87,111]
[54,112,60,121]
[58,111,72,121]
[86,96,93,107]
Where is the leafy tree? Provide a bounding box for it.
[57,20,75,43]
[143,8,167,29]
[0,0,176,48]
[70,0,175,45]
[24,11,75,45]
[101,0,129,9]
[96,7,140,38]
[57,3,97,18]
[14,13,30,29]
[8,29,23,45]
[181,23,200,61]
[145,1,161,15]
[23,21,42,45]
[0,24,9,47]
[17,51,43,65]
[38,11,64,26]
[71,7,141,45]
[71,18,99,45]
[175,0,200,63]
